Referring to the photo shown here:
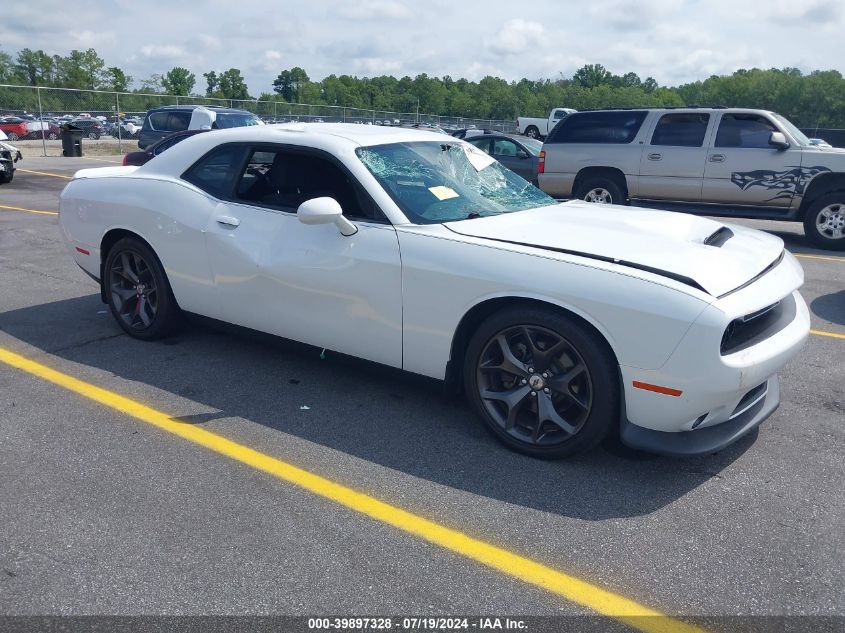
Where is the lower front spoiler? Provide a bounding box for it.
[620,376,780,457]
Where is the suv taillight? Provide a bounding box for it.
[538,150,545,174]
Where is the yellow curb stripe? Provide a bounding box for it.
[811,329,845,340]
[0,346,703,633]
[0,204,58,216]
[16,168,72,179]
[794,253,845,264]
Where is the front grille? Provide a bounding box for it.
[720,293,796,355]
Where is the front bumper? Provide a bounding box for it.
[620,375,779,457]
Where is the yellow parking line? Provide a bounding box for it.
[0,204,58,216]
[794,253,845,264]
[812,329,845,340]
[81,156,123,164]
[16,168,72,180]
[0,346,702,633]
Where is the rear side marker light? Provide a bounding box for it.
[75,247,90,256]
[632,381,683,397]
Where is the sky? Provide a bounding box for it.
[1,0,842,93]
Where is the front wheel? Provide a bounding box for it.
[804,194,845,251]
[104,237,181,340]
[464,307,619,459]
[6,132,19,141]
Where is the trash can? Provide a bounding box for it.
[60,124,84,157]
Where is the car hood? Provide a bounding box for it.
[443,200,784,297]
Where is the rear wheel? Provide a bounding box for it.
[6,132,19,141]
[89,132,100,139]
[104,237,181,340]
[576,176,625,205]
[464,307,619,459]
[525,126,540,139]
[804,194,845,251]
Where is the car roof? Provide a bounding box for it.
[146,105,253,114]
[139,122,461,176]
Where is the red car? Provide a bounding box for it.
[122,129,208,166]
[0,118,29,141]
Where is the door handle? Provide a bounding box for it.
[647,153,662,161]
[709,154,726,163]
[216,215,240,227]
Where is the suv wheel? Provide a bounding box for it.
[576,177,624,205]
[804,194,845,251]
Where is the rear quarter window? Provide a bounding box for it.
[147,111,169,130]
[546,111,648,144]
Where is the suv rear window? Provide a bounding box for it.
[650,113,710,147]
[547,111,647,144]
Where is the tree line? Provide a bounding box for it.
[1,45,843,127]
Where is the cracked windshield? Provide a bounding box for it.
[357,141,555,224]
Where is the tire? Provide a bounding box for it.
[464,307,619,459]
[576,176,625,205]
[803,194,845,251]
[48,132,58,140]
[89,132,100,140]
[0,171,12,184]
[525,126,540,139]
[103,237,181,340]
[6,132,19,141]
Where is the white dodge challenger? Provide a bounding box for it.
[58,124,810,458]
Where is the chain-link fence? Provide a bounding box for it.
[0,84,517,155]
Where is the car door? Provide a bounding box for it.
[701,112,802,208]
[490,137,535,181]
[636,112,711,202]
[201,144,404,369]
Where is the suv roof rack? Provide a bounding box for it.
[576,105,729,112]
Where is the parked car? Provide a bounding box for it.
[138,105,262,149]
[70,118,106,139]
[122,129,209,166]
[465,133,543,184]
[0,129,22,184]
[517,108,577,139]
[0,117,30,141]
[539,107,845,250]
[58,124,808,458]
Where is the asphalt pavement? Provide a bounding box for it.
[0,156,842,631]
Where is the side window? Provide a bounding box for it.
[182,144,247,198]
[234,147,384,221]
[153,135,180,155]
[547,111,648,144]
[492,138,518,157]
[468,138,491,154]
[148,112,168,130]
[715,114,777,149]
[167,111,191,132]
[650,113,710,147]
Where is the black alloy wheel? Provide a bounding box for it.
[465,308,618,458]
[105,238,180,339]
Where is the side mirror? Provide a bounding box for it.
[769,131,789,150]
[297,196,358,236]
[516,149,530,159]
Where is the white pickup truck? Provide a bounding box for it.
[516,108,577,139]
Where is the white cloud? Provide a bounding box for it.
[488,19,545,55]
[140,45,186,61]
[68,30,116,47]
[338,1,412,20]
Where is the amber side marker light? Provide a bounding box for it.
[632,381,683,397]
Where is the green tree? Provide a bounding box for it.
[272,66,310,102]
[138,74,163,93]
[14,48,54,85]
[574,64,612,89]
[217,68,250,100]
[161,67,195,96]
[58,49,106,89]
[106,67,131,92]
[203,70,218,96]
